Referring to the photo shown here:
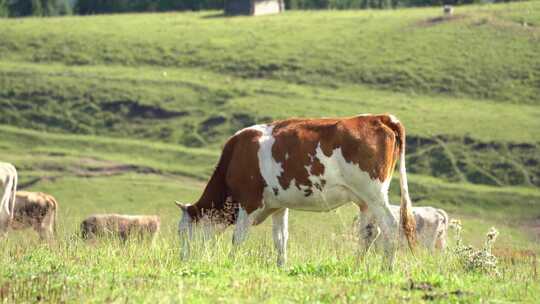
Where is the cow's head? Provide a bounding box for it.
[175,201,231,259]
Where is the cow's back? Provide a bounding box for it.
[228,116,400,212]
[13,192,50,228]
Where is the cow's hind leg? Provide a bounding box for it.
[355,202,380,259]
[272,208,288,267]
[39,212,55,241]
[369,201,399,269]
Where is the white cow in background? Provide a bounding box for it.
[356,204,449,253]
[0,162,18,237]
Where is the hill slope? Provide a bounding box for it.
[0,2,539,104]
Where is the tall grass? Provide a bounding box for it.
[1,221,538,302]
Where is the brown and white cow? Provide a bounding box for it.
[80,214,160,243]
[175,114,416,267]
[0,162,18,237]
[11,191,58,240]
[356,205,449,254]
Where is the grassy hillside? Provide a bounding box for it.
[1,3,539,104]
[1,2,540,189]
[1,62,539,187]
[0,126,539,302]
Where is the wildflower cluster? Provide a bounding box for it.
[450,219,500,276]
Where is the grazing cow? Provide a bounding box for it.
[175,114,416,267]
[11,191,58,240]
[0,162,18,237]
[80,214,160,243]
[356,205,449,254]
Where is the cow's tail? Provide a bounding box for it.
[10,166,17,218]
[384,115,416,251]
[48,195,58,236]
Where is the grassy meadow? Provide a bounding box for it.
[0,1,540,302]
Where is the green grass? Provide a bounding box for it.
[1,232,538,302]
[0,172,538,302]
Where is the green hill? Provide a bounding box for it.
[1,2,540,103]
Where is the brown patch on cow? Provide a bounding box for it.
[270,119,335,192]
[80,214,160,243]
[186,129,266,225]
[271,115,400,185]
[357,201,368,212]
[226,130,266,214]
[12,191,57,240]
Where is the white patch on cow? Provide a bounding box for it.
[253,124,286,192]
[256,136,391,212]
[235,123,268,136]
[388,114,400,124]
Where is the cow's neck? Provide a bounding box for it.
[188,160,236,225]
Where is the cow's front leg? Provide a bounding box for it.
[232,206,276,244]
[272,208,288,267]
[231,206,277,260]
[232,207,250,246]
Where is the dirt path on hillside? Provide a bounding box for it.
[17,156,199,190]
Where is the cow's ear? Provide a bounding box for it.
[175,201,188,211]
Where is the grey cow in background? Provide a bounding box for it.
[356,205,449,254]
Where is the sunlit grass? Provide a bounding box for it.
[1,222,538,302]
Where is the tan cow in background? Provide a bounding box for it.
[0,162,18,237]
[11,191,58,240]
[81,214,160,243]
